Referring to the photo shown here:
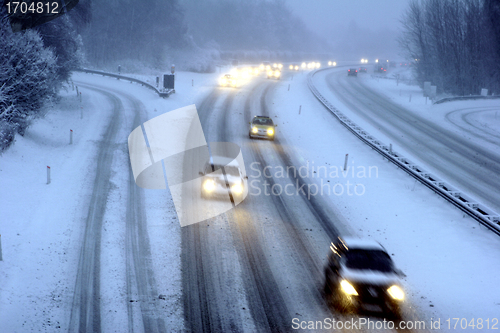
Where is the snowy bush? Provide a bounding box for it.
[0,19,57,151]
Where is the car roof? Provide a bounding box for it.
[208,156,240,168]
[254,115,271,119]
[337,237,387,252]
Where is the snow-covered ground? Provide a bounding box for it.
[269,68,500,331]
[0,70,221,332]
[1,64,499,332]
[363,66,500,157]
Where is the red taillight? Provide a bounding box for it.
[348,69,350,71]
[355,70,357,72]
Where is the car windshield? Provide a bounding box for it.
[224,166,241,177]
[253,118,273,125]
[344,249,393,272]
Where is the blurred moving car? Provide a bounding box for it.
[374,65,387,73]
[200,158,246,200]
[262,61,271,71]
[250,66,260,75]
[347,68,358,77]
[358,67,367,73]
[289,64,299,71]
[267,69,281,80]
[219,74,238,87]
[324,237,405,317]
[249,115,277,140]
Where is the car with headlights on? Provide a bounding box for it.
[200,158,247,200]
[324,237,405,317]
[347,68,358,76]
[267,69,281,80]
[219,74,238,87]
[249,115,277,140]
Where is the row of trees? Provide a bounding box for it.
[0,5,86,151]
[81,0,327,72]
[183,0,325,54]
[1,0,323,150]
[399,0,500,96]
[82,0,190,69]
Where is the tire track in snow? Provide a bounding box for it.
[68,86,122,333]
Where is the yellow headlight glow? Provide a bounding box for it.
[274,71,280,77]
[387,285,404,301]
[340,280,358,296]
[268,70,273,76]
[231,184,243,194]
[252,127,258,134]
[267,128,274,135]
[203,180,215,192]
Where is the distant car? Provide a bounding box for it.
[374,65,387,73]
[347,68,358,76]
[324,237,405,317]
[219,74,238,87]
[267,69,281,80]
[200,158,246,200]
[249,115,277,140]
[358,67,367,73]
[289,64,299,71]
[262,61,271,71]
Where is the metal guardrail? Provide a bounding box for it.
[434,95,500,104]
[307,68,500,236]
[74,68,175,98]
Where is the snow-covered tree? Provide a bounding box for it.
[0,18,57,150]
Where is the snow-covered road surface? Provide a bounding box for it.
[1,68,500,333]
[315,68,500,214]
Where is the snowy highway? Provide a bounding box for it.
[1,68,500,332]
[317,69,500,214]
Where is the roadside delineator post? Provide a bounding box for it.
[79,92,82,103]
[70,129,73,145]
[47,166,51,184]
[288,84,290,91]
[0,234,3,261]
[344,154,349,171]
[409,94,412,102]
[299,105,302,115]
[76,86,78,96]
[81,107,83,119]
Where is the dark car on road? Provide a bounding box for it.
[324,237,405,317]
[347,68,358,76]
[358,67,367,73]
